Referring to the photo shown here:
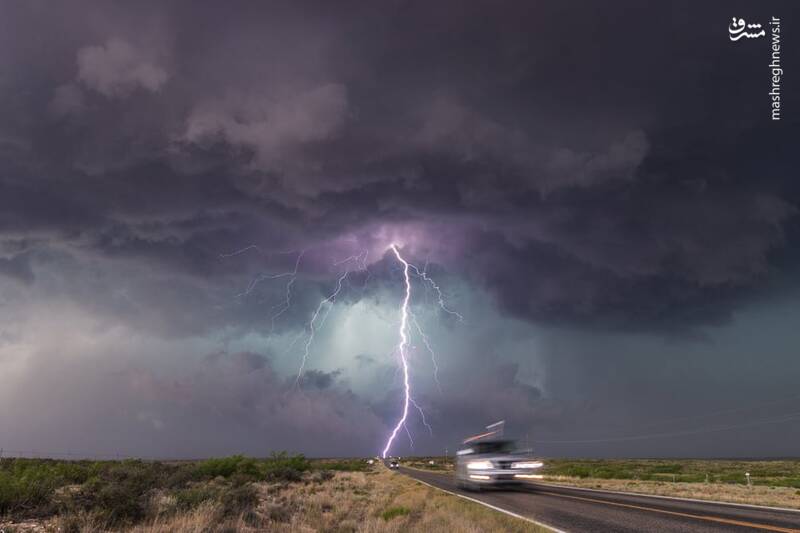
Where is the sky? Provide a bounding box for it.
[1,0,798,459]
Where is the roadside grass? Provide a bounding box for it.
[0,457,548,532]
[311,458,374,472]
[539,459,800,488]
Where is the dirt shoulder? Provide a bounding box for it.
[538,476,800,510]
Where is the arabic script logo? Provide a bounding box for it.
[729,17,766,41]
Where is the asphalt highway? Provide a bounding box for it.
[395,466,800,532]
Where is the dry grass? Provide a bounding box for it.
[541,476,800,510]
[239,467,547,533]
[124,502,249,533]
[1,467,549,532]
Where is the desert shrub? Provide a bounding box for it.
[311,470,335,483]
[0,454,313,528]
[0,460,64,516]
[174,486,218,510]
[63,461,174,525]
[218,484,258,517]
[265,466,302,482]
[195,456,244,479]
[381,506,410,520]
[262,452,310,482]
[162,465,197,489]
[92,482,146,524]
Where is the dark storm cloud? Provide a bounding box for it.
[300,369,342,390]
[1,0,796,335]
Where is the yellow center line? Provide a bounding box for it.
[539,491,800,533]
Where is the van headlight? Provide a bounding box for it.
[512,461,543,469]
[467,460,493,470]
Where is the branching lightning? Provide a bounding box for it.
[410,311,442,394]
[382,243,412,458]
[410,397,434,436]
[292,250,370,388]
[218,244,263,259]
[409,264,464,323]
[269,250,305,332]
[225,247,304,302]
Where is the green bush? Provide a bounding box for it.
[195,455,257,479]
[0,458,96,516]
[0,453,328,526]
[92,482,146,524]
[381,506,410,520]
[0,466,58,516]
[262,452,310,482]
[58,460,192,526]
[174,486,218,510]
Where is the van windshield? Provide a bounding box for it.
[465,440,516,455]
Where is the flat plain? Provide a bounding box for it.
[0,455,544,532]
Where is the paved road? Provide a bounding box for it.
[395,466,800,532]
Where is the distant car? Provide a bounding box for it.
[454,439,543,491]
[389,459,400,469]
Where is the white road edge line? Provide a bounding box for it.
[536,482,800,514]
[407,475,569,533]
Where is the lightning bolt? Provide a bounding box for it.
[381,243,462,457]
[382,244,413,458]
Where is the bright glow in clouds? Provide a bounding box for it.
[223,239,460,458]
[382,244,413,458]
[294,254,362,388]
